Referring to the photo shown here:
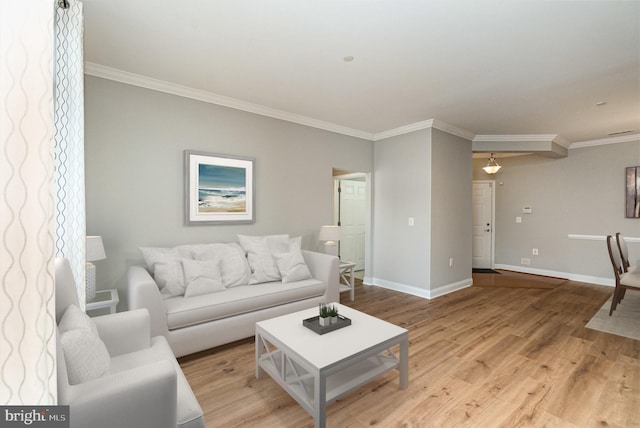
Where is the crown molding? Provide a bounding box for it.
[430,119,476,141]
[372,119,433,141]
[84,62,375,141]
[473,134,571,148]
[372,118,475,141]
[83,63,640,149]
[570,133,640,149]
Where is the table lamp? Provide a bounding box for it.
[86,236,106,301]
[319,225,342,256]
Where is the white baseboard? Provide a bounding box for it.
[430,278,473,298]
[365,277,472,299]
[494,264,614,287]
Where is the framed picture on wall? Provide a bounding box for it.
[626,166,640,218]
[185,150,255,225]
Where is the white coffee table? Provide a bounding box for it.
[255,303,408,428]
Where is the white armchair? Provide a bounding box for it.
[55,258,204,428]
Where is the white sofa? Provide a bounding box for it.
[55,258,204,428]
[127,239,340,357]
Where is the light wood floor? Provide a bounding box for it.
[179,273,640,427]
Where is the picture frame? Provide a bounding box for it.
[626,166,640,218]
[185,150,255,225]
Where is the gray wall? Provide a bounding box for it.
[430,129,473,289]
[372,129,431,290]
[85,76,373,307]
[473,140,640,282]
[372,128,473,295]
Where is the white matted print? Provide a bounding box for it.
[185,150,255,225]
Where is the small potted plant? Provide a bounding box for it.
[329,304,339,324]
[318,303,330,327]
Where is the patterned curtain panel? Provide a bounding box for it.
[0,1,57,405]
[54,0,86,306]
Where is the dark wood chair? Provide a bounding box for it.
[606,235,640,315]
[616,232,637,273]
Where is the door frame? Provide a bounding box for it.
[472,180,496,269]
[333,172,371,281]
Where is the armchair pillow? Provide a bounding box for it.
[59,304,110,385]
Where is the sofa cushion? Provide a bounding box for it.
[274,250,312,283]
[164,279,325,330]
[194,243,251,288]
[182,258,225,298]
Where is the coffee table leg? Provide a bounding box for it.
[399,337,408,389]
[255,331,264,379]
[313,371,326,428]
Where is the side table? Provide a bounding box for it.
[86,289,119,315]
[339,261,356,301]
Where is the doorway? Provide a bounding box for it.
[333,172,368,277]
[472,180,495,269]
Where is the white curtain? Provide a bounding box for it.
[0,0,57,405]
[54,0,86,307]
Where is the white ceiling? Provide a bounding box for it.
[82,0,640,144]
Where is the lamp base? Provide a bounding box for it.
[86,262,96,301]
[323,242,338,257]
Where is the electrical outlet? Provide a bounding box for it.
[516,216,522,223]
[449,257,453,268]
[521,258,531,265]
[408,217,414,227]
[532,248,538,255]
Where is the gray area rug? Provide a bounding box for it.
[586,292,640,341]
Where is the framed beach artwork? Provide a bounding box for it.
[626,166,640,218]
[185,150,255,225]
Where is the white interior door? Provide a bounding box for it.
[472,181,494,269]
[335,177,366,270]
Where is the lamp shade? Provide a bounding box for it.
[482,153,502,175]
[318,225,342,242]
[86,236,106,261]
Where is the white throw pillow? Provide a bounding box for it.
[194,243,252,288]
[274,250,312,283]
[289,236,302,251]
[237,234,291,254]
[58,303,98,336]
[154,259,186,297]
[58,304,110,385]
[246,251,282,284]
[139,247,180,274]
[181,258,225,297]
[238,234,291,284]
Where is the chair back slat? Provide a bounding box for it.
[615,232,631,272]
[606,235,623,280]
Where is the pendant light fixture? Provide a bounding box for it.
[483,153,501,174]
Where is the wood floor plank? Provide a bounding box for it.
[179,273,640,427]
